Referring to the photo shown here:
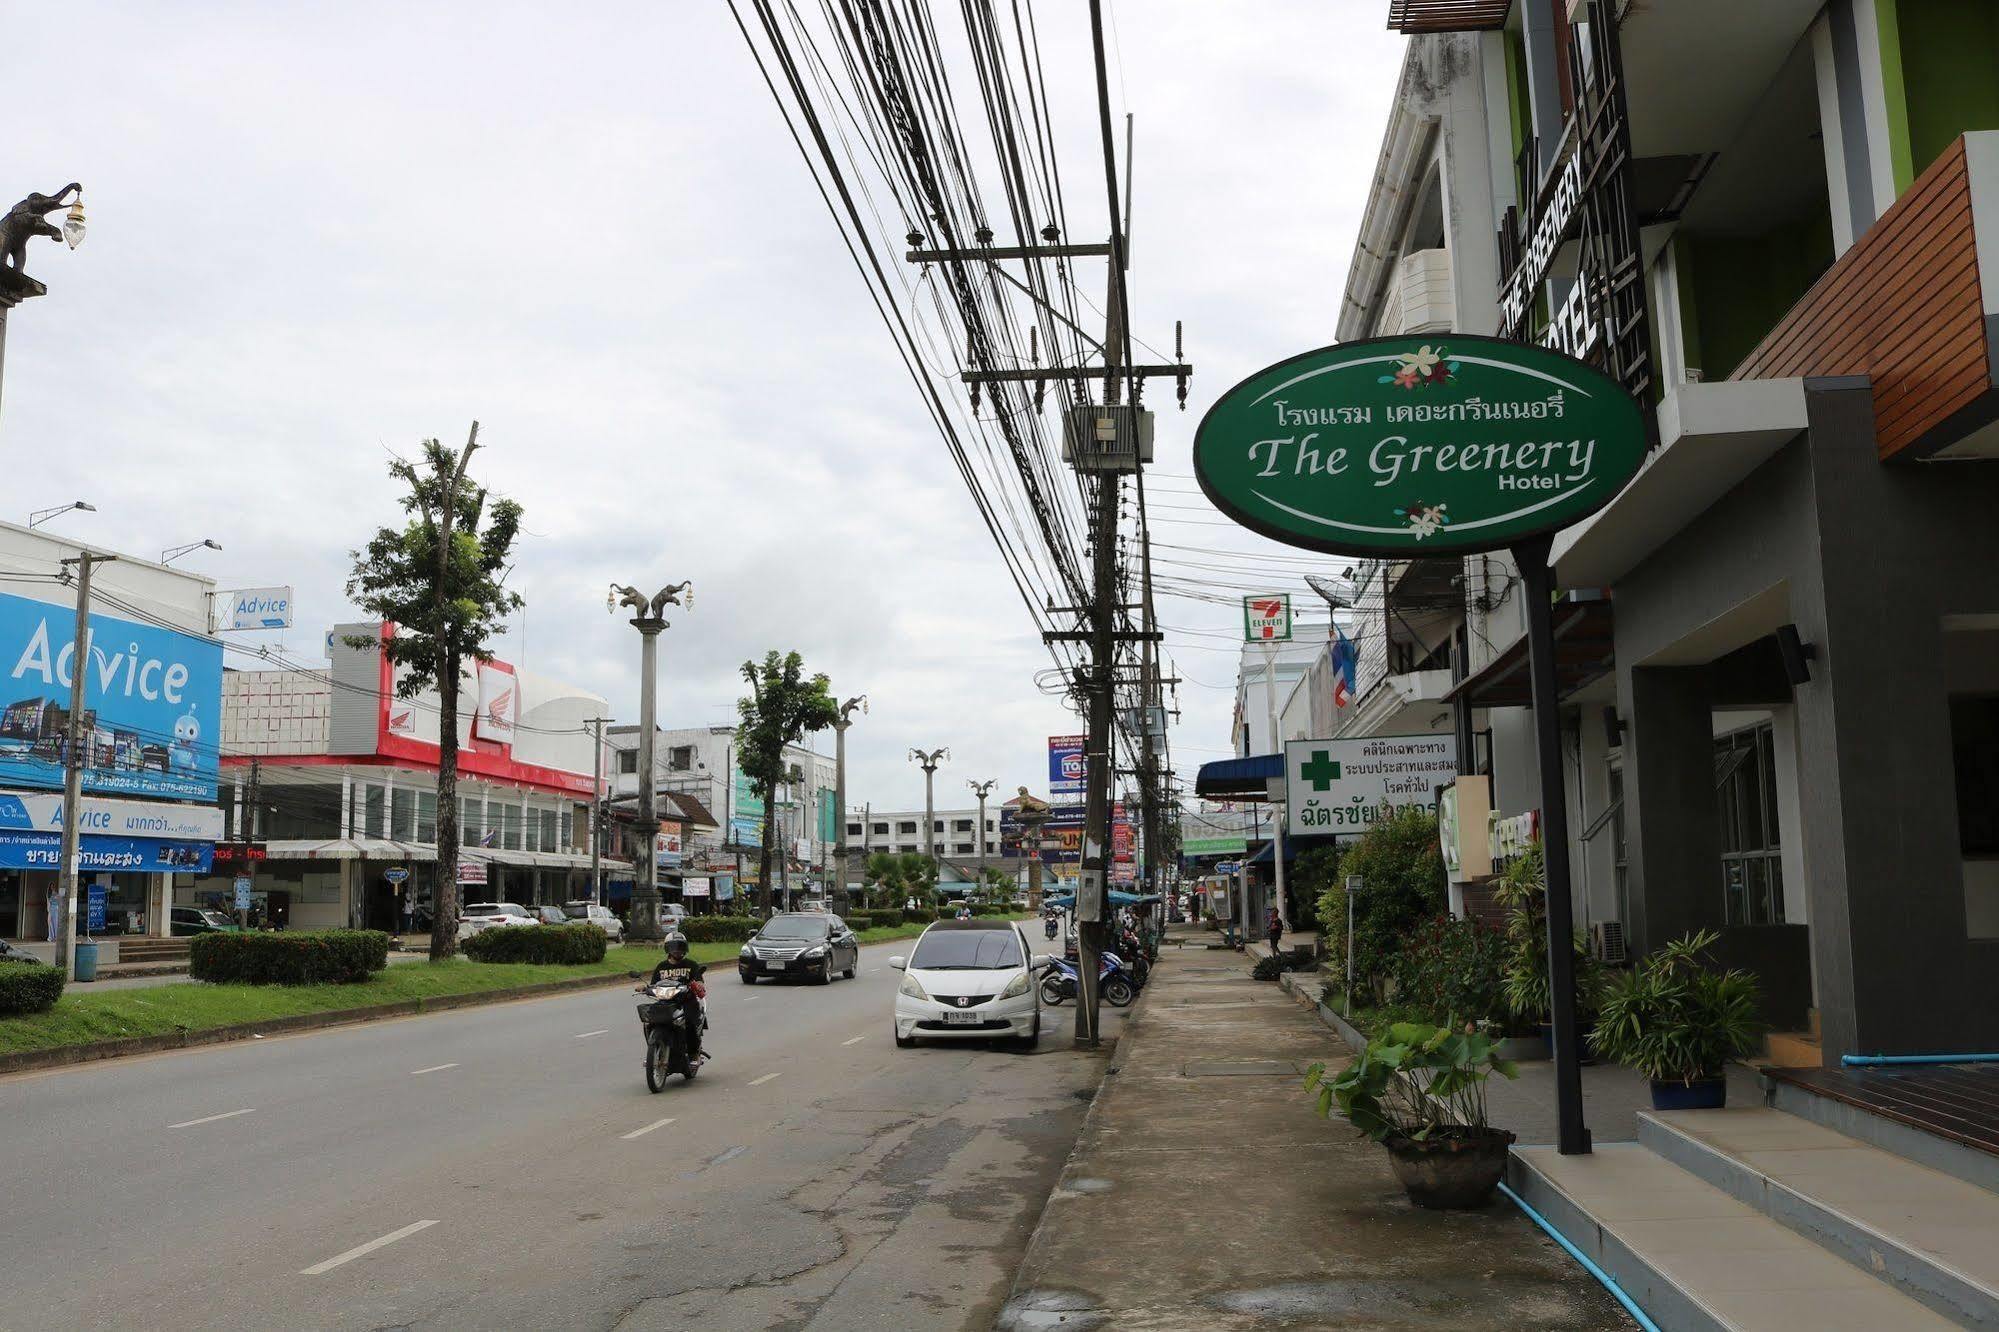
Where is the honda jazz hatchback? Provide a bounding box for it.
[890,918,1046,1048]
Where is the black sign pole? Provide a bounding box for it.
[1514,533,1591,1156]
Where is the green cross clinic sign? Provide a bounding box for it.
[1195,335,1647,558]
[1285,735,1458,838]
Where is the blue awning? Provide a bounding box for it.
[1194,754,1283,799]
[1043,888,1154,908]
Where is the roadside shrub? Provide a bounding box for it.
[680,916,758,943]
[0,959,64,1014]
[1251,954,1288,982]
[904,907,936,924]
[1314,806,1446,1005]
[463,923,606,965]
[189,929,390,985]
[1390,914,1511,1029]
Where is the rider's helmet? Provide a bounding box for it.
[663,931,689,963]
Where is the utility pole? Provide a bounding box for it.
[909,748,947,863]
[237,759,262,929]
[1263,641,1291,937]
[833,696,865,915]
[54,551,113,982]
[968,779,995,863]
[589,716,605,905]
[610,582,692,940]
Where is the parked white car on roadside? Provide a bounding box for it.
[890,918,1050,1049]
[562,901,625,942]
[457,902,536,941]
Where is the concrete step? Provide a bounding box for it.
[116,938,191,962]
[1766,1072,1999,1198]
[1763,1030,1821,1069]
[1640,1107,1999,1328]
[1509,1142,1961,1331]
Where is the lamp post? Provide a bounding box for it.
[609,581,692,941]
[908,747,948,863]
[161,539,221,565]
[968,777,995,868]
[0,183,84,425]
[27,500,93,529]
[832,695,866,916]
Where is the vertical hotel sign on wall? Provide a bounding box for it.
[1497,0,1650,403]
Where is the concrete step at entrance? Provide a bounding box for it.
[1762,1030,1821,1068]
[114,938,191,963]
[1640,1107,1999,1328]
[1508,1142,1960,1331]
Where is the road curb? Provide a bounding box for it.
[0,969,644,1076]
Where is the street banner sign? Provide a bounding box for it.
[456,861,487,886]
[231,877,252,912]
[217,587,293,631]
[88,883,108,931]
[1181,834,1248,857]
[1047,735,1086,799]
[1196,336,1647,558]
[383,867,409,884]
[1242,594,1292,641]
[682,876,711,897]
[1285,735,1458,837]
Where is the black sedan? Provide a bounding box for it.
[738,912,860,985]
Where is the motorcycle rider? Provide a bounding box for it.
[639,932,708,1064]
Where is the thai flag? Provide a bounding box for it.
[1330,627,1357,709]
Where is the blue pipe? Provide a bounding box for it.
[1842,1052,1999,1067]
[1497,1181,1661,1332]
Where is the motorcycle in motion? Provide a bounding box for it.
[635,977,708,1092]
[1039,949,1138,1009]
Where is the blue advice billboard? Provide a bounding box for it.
[0,591,223,802]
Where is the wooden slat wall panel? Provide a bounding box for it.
[1387,0,1515,33]
[1732,139,1990,460]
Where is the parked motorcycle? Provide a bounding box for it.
[635,980,708,1092]
[1039,951,1137,1009]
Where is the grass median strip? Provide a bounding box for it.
[0,920,993,1059]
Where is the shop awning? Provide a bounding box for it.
[1442,594,1616,709]
[1194,754,1284,799]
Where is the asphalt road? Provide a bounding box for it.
[0,939,1118,1331]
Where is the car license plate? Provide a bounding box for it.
[767,959,786,970]
[943,1009,980,1025]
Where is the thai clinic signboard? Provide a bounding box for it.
[457,861,488,886]
[1284,735,1458,838]
[1048,735,1086,800]
[0,590,223,802]
[682,876,711,898]
[473,661,516,743]
[216,587,293,632]
[1194,336,1646,558]
[655,827,683,868]
[1243,594,1292,642]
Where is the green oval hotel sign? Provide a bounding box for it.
[1194,335,1647,557]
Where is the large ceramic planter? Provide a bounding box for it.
[1383,1128,1517,1209]
[1649,1077,1726,1110]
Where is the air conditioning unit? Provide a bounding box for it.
[1590,921,1628,966]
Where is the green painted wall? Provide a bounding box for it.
[1893,0,1999,181]
[1682,215,1836,381]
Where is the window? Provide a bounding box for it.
[953,819,973,832]
[872,822,889,836]
[617,750,638,775]
[897,821,917,835]
[525,805,541,853]
[898,843,918,854]
[541,809,558,853]
[846,823,863,838]
[416,791,437,843]
[933,820,944,834]
[1715,722,1783,926]
[461,797,482,846]
[954,842,975,855]
[390,789,416,842]
[363,785,386,839]
[669,745,696,771]
[502,803,522,851]
[562,807,577,851]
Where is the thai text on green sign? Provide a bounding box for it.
[1195,335,1646,557]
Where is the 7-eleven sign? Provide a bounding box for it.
[1243,594,1293,642]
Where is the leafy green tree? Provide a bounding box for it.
[346,424,522,959]
[1313,805,1447,1005]
[736,651,840,914]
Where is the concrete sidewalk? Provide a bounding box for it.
[998,935,1632,1331]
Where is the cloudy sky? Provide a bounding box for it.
[6,2,1403,811]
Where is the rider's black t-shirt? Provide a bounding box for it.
[648,958,706,987]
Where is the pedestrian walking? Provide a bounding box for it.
[1265,904,1283,958]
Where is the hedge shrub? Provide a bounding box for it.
[463,922,607,965]
[0,959,64,1014]
[680,916,759,943]
[189,930,390,985]
[904,907,937,924]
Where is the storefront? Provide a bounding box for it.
[0,795,220,939]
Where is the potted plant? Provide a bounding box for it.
[1304,1020,1519,1209]
[1590,929,1761,1110]
[1493,842,1604,1060]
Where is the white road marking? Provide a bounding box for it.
[169,1107,255,1129]
[573,1029,609,1039]
[409,1063,457,1075]
[621,1117,677,1141]
[299,1219,440,1276]
[841,1035,867,1046]
[742,997,757,1003]
[747,1072,782,1086]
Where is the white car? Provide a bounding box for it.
[457,902,536,941]
[562,901,625,942]
[890,918,1049,1049]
